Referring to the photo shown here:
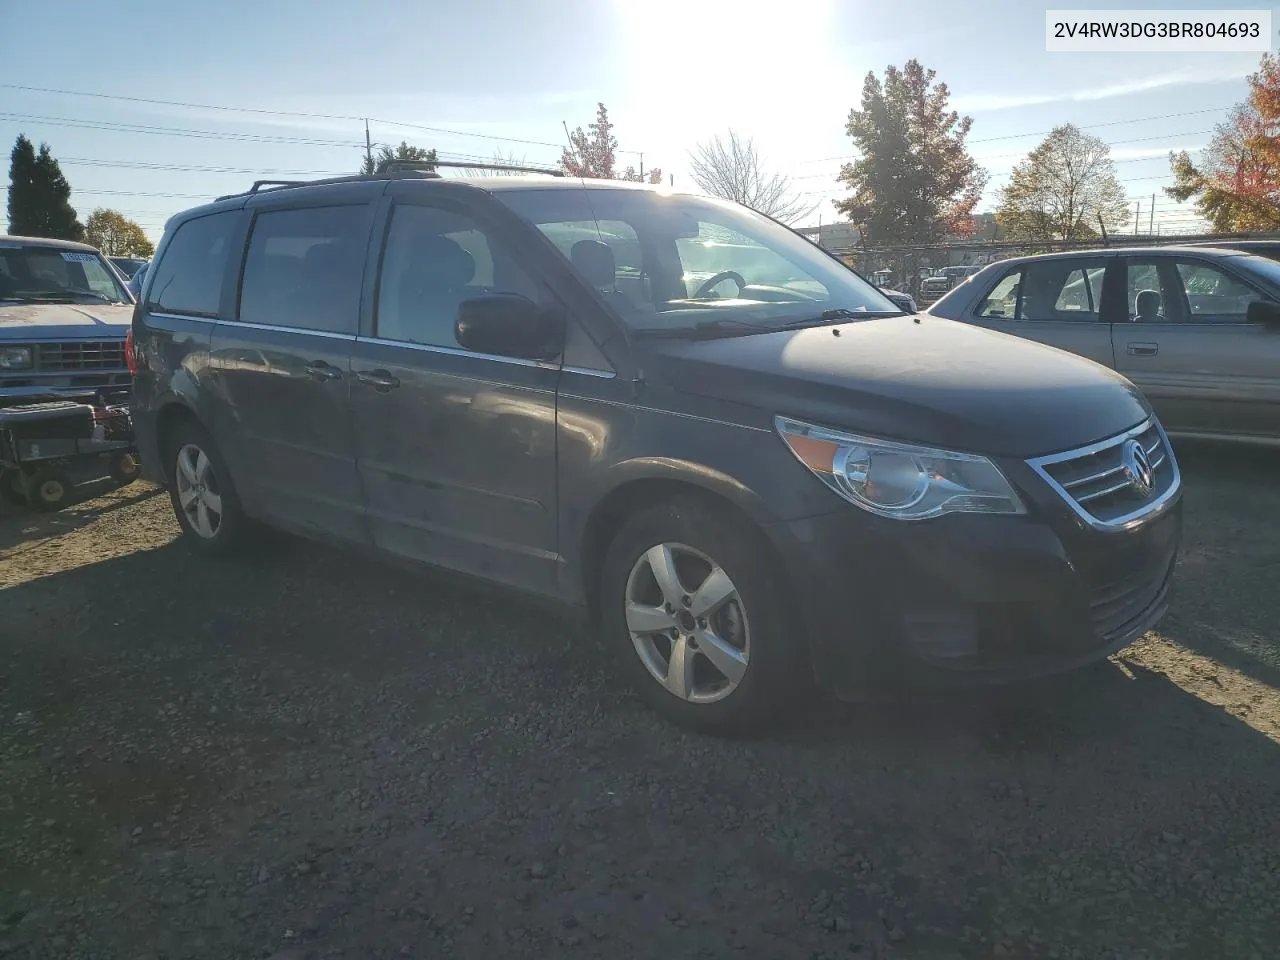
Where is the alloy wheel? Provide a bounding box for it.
[174,443,223,539]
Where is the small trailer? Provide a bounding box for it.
[0,391,139,512]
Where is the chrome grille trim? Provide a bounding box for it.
[1027,419,1181,532]
[35,340,127,372]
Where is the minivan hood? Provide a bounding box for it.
[638,315,1151,458]
[0,302,133,339]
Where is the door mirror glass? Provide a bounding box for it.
[455,294,562,360]
[1246,299,1280,328]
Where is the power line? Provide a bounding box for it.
[0,82,644,155]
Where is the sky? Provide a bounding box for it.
[1,0,1275,243]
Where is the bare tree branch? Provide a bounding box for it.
[687,131,814,224]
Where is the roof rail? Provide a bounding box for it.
[385,160,565,178]
[215,179,307,201]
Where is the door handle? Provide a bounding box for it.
[355,369,400,391]
[304,360,344,381]
[1127,342,1158,357]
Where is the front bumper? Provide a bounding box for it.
[766,464,1182,699]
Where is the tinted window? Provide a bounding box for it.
[148,212,237,316]
[376,204,540,349]
[1126,261,1173,322]
[238,205,370,334]
[1019,259,1107,321]
[1175,260,1260,323]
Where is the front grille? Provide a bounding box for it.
[1029,420,1180,529]
[36,341,126,371]
[1089,555,1175,641]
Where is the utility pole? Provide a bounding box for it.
[639,153,644,180]
[1134,202,1140,235]
[669,173,673,187]
[1149,194,1155,234]
[364,119,374,172]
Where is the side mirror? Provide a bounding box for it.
[1246,300,1280,328]
[455,294,562,360]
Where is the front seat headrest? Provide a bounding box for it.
[1135,289,1162,319]
[405,234,476,291]
[570,239,617,289]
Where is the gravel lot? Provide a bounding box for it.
[2,441,1278,960]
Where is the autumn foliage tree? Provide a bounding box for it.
[996,124,1131,241]
[835,60,986,245]
[560,103,662,183]
[84,209,154,258]
[1166,50,1280,231]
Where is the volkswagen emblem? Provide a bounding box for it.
[1121,439,1155,497]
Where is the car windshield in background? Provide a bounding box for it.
[494,187,901,334]
[0,245,130,304]
[1233,253,1280,291]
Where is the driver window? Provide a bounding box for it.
[1174,260,1259,324]
[675,222,831,301]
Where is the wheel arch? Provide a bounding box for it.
[578,466,793,627]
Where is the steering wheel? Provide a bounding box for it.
[693,271,746,299]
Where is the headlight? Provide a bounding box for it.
[775,416,1025,520]
[0,346,32,370]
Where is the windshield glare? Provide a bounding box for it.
[0,245,130,303]
[496,188,900,331]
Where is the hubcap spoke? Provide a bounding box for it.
[194,501,214,538]
[202,490,223,516]
[665,634,697,700]
[177,450,198,485]
[696,627,748,684]
[178,486,199,509]
[690,565,736,618]
[195,451,212,484]
[645,544,685,607]
[626,602,675,634]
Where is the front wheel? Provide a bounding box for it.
[26,468,72,512]
[166,422,248,556]
[599,498,808,736]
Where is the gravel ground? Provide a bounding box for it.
[1,441,1278,960]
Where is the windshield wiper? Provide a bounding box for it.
[631,318,774,340]
[778,308,900,328]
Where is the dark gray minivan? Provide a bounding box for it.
[130,170,1183,734]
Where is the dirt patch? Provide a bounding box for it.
[1,441,1278,959]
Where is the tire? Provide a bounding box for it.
[164,421,248,556]
[26,468,71,513]
[109,451,141,485]
[599,497,808,736]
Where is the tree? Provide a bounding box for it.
[1166,50,1280,232]
[7,135,83,240]
[835,61,986,245]
[560,103,662,184]
[360,140,437,175]
[995,124,1131,241]
[84,209,154,257]
[687,130,813,224]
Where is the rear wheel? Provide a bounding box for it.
[600,498,807,736]
[26,468,71,513]
[0,469,27,508]
[166,422,248,555]
[109,451,141,485]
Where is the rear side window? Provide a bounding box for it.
[147,212,237,317]
[980,259,1107,321]
[238,205,371,335]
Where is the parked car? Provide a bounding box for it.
[130,173,1182,734]
[1189,239,1280,262]
[928,246,1280,445]
[128,260,149,301]
[109,256,149,279]
[921,265,981,298]
[878,287,917,313]
[0,235,135,404]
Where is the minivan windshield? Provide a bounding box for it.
[495,187,901,334]
[0,244,131,304]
